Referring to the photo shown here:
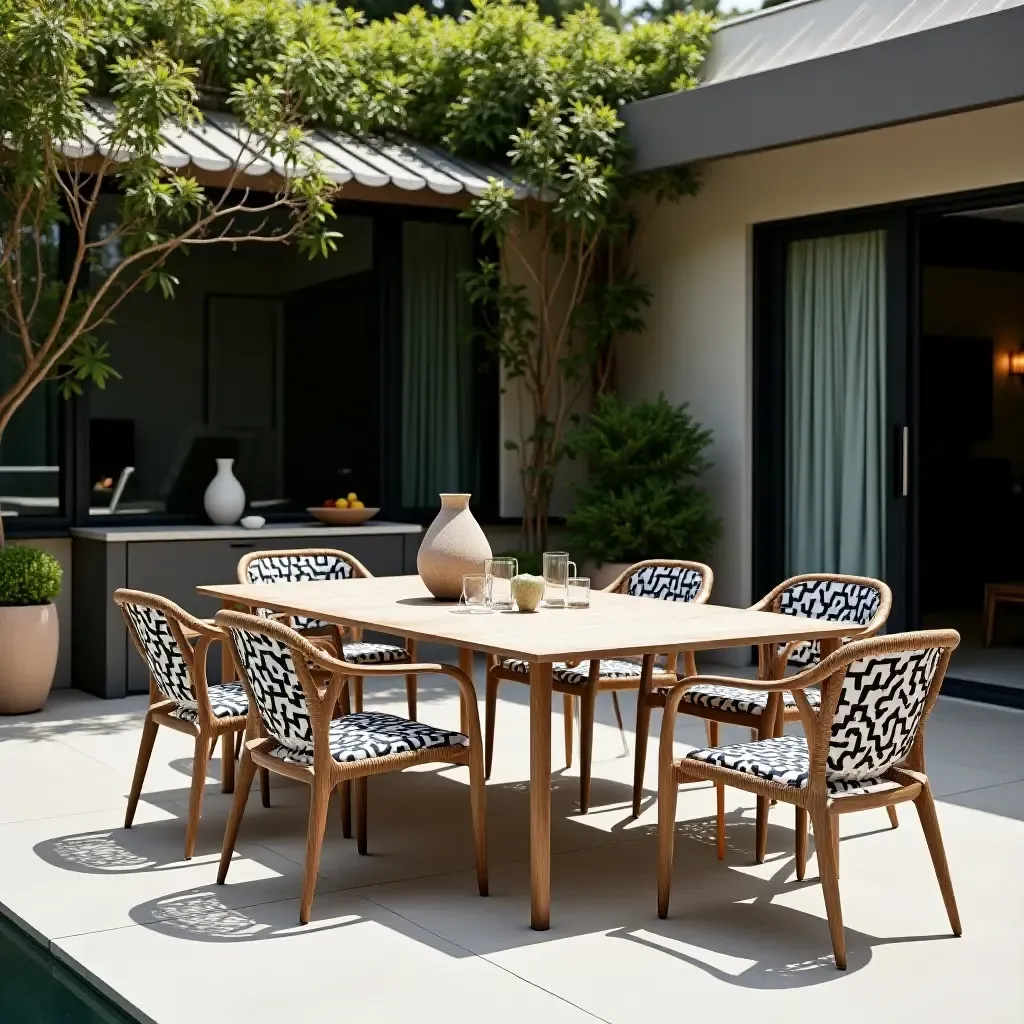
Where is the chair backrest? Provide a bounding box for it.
[113,591,197,707]
[610,560,713,604]
[222,613,317,755]
[814,630,957,784]
[238,549,366,630]
[771,574,890,667]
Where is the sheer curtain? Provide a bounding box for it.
[785,230,887,579]
[401,221,474,508]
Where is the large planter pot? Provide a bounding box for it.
[204,457,246,526]
[0,603,59,715]
[585,561,634,593]
[417,493,492,600]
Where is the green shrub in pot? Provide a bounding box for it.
[0,547,62,715]
[565,395,721,577]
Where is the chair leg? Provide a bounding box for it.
[579,687,597,813]
[221,731,235,794]
[632,693,652,819]
[339,780,352,839]
[125,714,159,829]
[484,675,499,779]
[706,720,719,746]
[832,817,840,878]
[405,676,417,721]
[299,780,333,926]
[468,746,489,897]
[914,783,962,936]
[259,768,271,808]
[353,676,364,713]
[810,807,847,970]
[354,775,368,855]
[184,734,212,861]
[610,691,629,756]
[795,806,808,880]
[234,730,243,760]
[755,792,769,864]
[886,805,899,829]
[217,749,258,884]
[563,693,574,768]
[657,770,680,919]
[705,721,726,859]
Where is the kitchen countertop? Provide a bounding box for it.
[70,521,423,543]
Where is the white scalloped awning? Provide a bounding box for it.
[54,99,528,200]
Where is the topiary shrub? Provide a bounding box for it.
[565,394,722,566]
[0,547,63,606]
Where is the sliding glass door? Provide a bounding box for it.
[755,214,912,628]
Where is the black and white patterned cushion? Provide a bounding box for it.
[685,735,899,796]
[123,603,196,707]
[343,642,410,665]
[500,658,644,685]
[268,711,468,765]
[777,579,882,667]
[245,553,356,631]
[678,682,822,716]
[171,682,249,722]
[228,626,314,754]
[626,565,705,603]
[828,647,940,782]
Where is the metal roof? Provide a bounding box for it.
[623,0,1024,172]
[57,99,527,199]
[706,0,1024,85]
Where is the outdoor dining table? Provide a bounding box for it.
[197,573,851,930]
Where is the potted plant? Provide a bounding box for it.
[565,394,722,589]
[0,547,62,715]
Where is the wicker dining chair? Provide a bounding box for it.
[114,589,250,860]
[237,548,419,718]
[656,629,962,971]
[485,560,713,813]
[633,573,892,856]
[215,610,488,925]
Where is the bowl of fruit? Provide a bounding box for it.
[307,493,379,526]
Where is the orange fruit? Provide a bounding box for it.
[351,500,365,509]
[334,498,350,509]
[323,499,334,507]
[347,492,358,502]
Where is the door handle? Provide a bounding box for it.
[900,425,909,498]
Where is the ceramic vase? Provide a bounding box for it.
[204,458,246,525]
[417,493,492,600]
[0,603,59,714]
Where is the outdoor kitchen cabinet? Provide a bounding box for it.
[71,523,422,698]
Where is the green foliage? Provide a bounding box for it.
[0,546,63,605]
[565,393,721,565]
[496,548,543,576]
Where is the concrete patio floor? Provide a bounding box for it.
[1,654,1022,1023]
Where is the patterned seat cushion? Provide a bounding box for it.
[171,682,249,722]
[343,642,410,665]
[677,682,821,717]
[269,711,468,765]
[500,658,645,686]
[684,734,897,796]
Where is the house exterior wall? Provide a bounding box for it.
[622,100,1024,612]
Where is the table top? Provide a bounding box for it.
[197,574,851,662]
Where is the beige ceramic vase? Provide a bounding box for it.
[0,603,59,714]
[417,493,492,600]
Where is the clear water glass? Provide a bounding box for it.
[458,574,492,614]
[485,556,518,611]
[542,551,577,608]
[566,576,591,609]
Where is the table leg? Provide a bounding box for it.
[529,661,553,930]
[458,647,474,735]
[984,587,996,648]
[220,599,234,685]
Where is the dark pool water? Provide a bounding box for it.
[0,912,137,1023]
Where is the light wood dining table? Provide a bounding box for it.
[197,573,851,930]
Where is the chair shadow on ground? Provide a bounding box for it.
[30,744,959,989]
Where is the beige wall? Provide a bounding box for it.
[922,265,1024,478]
[624,100,1024,610]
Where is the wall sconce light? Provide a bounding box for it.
[1010,350,1024,382]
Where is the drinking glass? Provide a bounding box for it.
[566,576,591,609]
[542,551,577,608]
[485,556,518,611]
[458,574,492,614]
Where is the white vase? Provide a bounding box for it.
[204,458,246,525]
[417,493,492,600]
